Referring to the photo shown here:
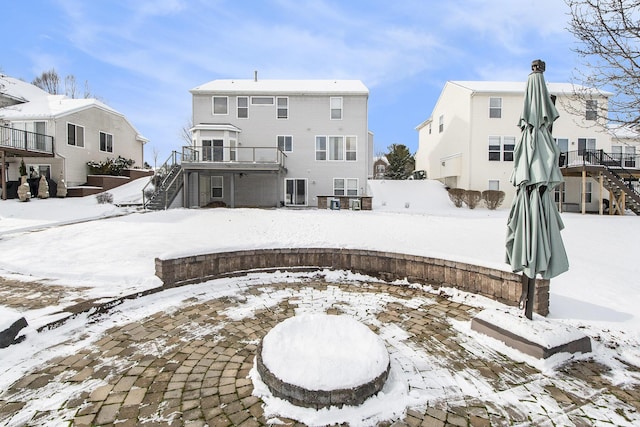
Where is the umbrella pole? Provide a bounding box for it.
[519,274,535,320]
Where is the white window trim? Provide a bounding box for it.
[328,135,345,161]
[211,176,224,199]
[315,136,327,161]
[251,96,274,105]
[333,178,359,196]
[237,96,249,119]
[67,122,85,148]
[330,97,343,120]
[277,135,293,153]
[284,178,308,206]
[345,136,357,161]
[277,96,288,119]
[489,97,502,118]
[212,96,228,115]
[99,131,114,153]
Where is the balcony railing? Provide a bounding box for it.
[182,145,286,168]
[560,149,638,169]
[0,125,54,154]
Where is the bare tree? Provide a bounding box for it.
[33,69,95,99]
[32,69,61,94]
[180,119,193,145]
[65,74,77,98]
[566,0,640,128]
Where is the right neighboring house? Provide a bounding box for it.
[414,80,640,214]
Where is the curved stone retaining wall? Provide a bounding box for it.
[155,248,549,315]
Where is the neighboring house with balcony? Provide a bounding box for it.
[0,74,147,199]
[170,76,372,209]
[414,80,640,214]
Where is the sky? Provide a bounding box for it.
[1,0,578,162]
[1,178,639,425]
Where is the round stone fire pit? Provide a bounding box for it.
[256,314,390,409]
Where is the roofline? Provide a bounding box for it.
[190,79,369,96]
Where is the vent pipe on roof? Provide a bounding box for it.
[254,70,258,82]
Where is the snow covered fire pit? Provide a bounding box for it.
[256,314,390,409]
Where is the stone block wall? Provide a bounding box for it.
[155,248,550,315]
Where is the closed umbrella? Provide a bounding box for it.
[506,60,569,319]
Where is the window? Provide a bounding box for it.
[333,178,358,196]
[27,164,51,180]
[586,99,597,120]
[211,176,223,199]
[615,145,637,167]
[67,123,84,147]
[488,136,501,161]
[202,139,223,161]
[438,115,444,133]
[503,136,515,161]
[213,96,228,115]
[278,135,292,152]
[554,183,566,203]
[230,140,237,161]
[330,97,342,120]
[625,146,636,167]
[488,180,500,191]
[583,181,592,203]
[315,136,327,160]
[251,96,274,105]
[555,138,569,153]
[428,123,432,134]
[578,137,596,155]
[345,136,357,161]
[237,96,248,118]
[489,97,502,118]
[100,132,113,153]
[329,136,344,160]
[34,121,47,150]
[277,97,288,119]
[285,178,306,206]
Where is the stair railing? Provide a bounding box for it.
[142,151,182,210]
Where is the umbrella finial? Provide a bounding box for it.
[531,59,546,73]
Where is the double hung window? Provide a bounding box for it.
[100,132,113,152]
[330,97,342,120]
[67,123,84,147]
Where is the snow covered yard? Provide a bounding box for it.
[0,178,639,426]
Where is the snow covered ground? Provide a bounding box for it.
[0,177,639,425]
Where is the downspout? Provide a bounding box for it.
[468,92,474,189]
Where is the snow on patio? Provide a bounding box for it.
[0,178,639,425]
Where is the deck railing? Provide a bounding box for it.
[0,125,54,154]
[560,149,638,170]
[182,145,286,168]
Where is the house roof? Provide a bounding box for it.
[449,80,613,97]
[0,75,148,143]
[191,79,369,95]
[0,74,50,104]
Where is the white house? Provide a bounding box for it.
[0,74,147,198]
[175,76,372,209]
[414,80,640,214]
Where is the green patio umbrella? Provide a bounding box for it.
[506,60,569,319]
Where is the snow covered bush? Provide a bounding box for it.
[87,156,135,176]
[96,192,113,204]
[482,190,506,210]
[463,190,482,209]
[447,188,465,208]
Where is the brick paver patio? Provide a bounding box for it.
[1,277,639,426]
